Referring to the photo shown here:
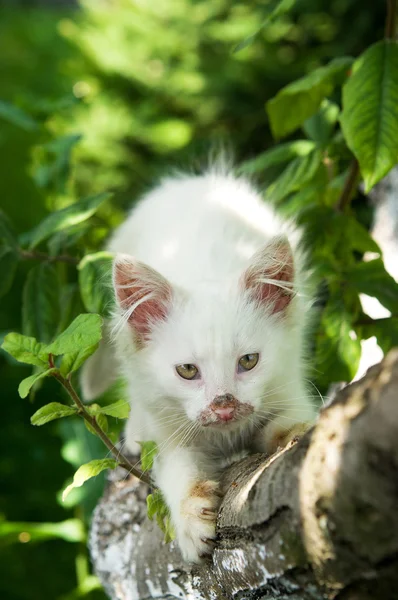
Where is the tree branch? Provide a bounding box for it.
[336,160,360,212]
[89,350,398,599]
[20,249,79,265]
[385,0,397,39]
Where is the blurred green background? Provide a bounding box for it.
[0,1,386,599]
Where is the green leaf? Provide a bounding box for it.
[356,317,398,354]
[1,333,48,368]
[0,210,18,250]
[32,134,82,195]
[60,343,100,377]
[46,314,103,356]
[234,0,296,53]
[303,99,340,148]
[138,441,158,472]
[19,369,57,399]
[238,140,315,175]
[0,247,19,298]
[0,100,39,131]
[96,399,130,419]
[266,150,323,203]
[78,252,114,316]
[267,57,353,138]
[340,41,398,192]
[22,263,62,343]
[26,192,112,249]
[31,401,77,425]
[84,405,109,435]
[346,259,398,313]
[314,292,361,388]
[62,459,118,502]
[146,490,175,543]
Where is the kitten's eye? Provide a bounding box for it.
[238,353,259,372]
[176,364,199,380]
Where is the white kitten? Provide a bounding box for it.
[81,169,317,563]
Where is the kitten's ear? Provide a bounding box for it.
[242,237,295,314]
[113,255,172,341]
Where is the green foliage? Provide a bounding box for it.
[22,263,62,343]
[62,459,118,502]
[340,41,398,192]
[31,402,77,426]
[46,314,102,357]
[78,252,114,316]
[138,441,158,472]
[146,490,176,544]
[266,57,353,138]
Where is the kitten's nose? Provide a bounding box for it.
[214,406,235,421]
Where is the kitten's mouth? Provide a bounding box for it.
[199,398,254,428]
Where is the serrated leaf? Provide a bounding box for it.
[267,57,353,138]
[346,259,398,313]
[266,150,323,203]
[31,401,77,425]
[96,400,130,419]
[0,100,39,131]
[46,314,103,356]
[78,252,114,316]
[19,368,57,399]
[0,247,19,298]
[22,263,62,343]
[26,192,112,249]
[238,140,315,175]
[234,0,295,53]
[60,343,99,376]
[340,41,398,192]
[1,333,48,368]
[62,459,118,502]
[138,441,158,472]
[303,99,340,147]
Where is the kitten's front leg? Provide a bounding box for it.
[153,447,221,563]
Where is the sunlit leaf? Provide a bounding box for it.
[138,441,158,472]
[62,459,118,502]
[303,99,340,147]
[266,150,323,203]
[146,490,175,543]
[340,41,398,192]
[267,57,353,138]
[96,399,130,419]
[19,369,57,399]
[46,314,103,356]
[0,518,85,546]
[26,192,112,249]
[31,401,77,425]
[60,343,100,376]
[1,333,48,368]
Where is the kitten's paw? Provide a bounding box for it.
[177,480,221,563]
[267,421,313,455]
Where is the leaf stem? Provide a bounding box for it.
[385,0,397,39]
[336,160,360,212]
[20,249,79,265]
[53,370,152,486]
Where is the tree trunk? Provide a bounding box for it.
[89,350,398,600]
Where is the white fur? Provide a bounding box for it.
[82,169,317,562]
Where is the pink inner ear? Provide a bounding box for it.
[114,258,171,341]
[243,241,295,314]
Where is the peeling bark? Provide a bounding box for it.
[90,350,398,600]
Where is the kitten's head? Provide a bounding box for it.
[113,237,303,431]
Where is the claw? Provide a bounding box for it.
[200,537,216,546]
[201,508,216,517]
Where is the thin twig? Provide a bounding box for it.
[385,0,397,39]
[336,160,360,212]
[20,249,79,265]
[49,361,152,486]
